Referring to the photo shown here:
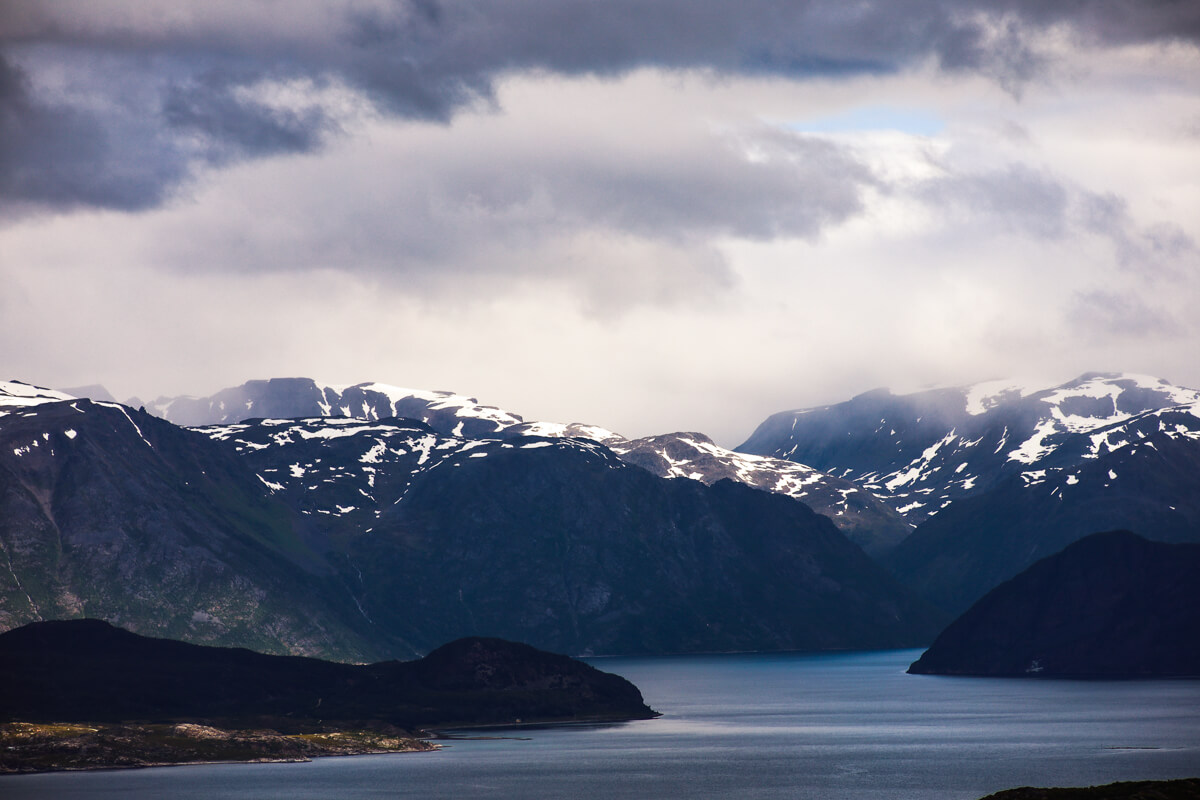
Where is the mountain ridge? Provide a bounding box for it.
[1,386,944,659]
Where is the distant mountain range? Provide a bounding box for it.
[0,380,941,659]
[7,370,1197,658]
[133,377,910,557]
[737,372,1200,614]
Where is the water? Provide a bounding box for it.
[5,649,1198,799]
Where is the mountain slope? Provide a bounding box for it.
[0,393,392,660]
[908,531,1200,677]
[610,432,910,556]
[344,440,944,655]
[3,385,943,658]
[148,378,911,553]
[194,415,945,654]
[885,428,1200,615]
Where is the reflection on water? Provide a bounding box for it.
[4,649,1198,800]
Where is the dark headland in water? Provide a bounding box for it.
[0,619,656,773]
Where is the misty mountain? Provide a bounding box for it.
[739,373,1200,611]
[737,372,1200,526]
[908,531,1200,677]
[146,377,912,554]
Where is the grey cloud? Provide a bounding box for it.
[986,0,1200,48]
[139,125,876,312]
[916,164,1070,239]
[1077,191,1196,276]
[6,0,1193,214]
[915,164,1196,275]
[0,52,183,213]
[1067,290,1183,339]
[162,72,341,160]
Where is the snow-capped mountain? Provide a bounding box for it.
[198,415,623,528]
[738,372,1200,525]
[886,423,1200,616]
[0,384,944,657]
[139,378,526,439]
[609,432,909,556]
[144,378,911,554]
[1,380,75,412]
[0,389,385,659]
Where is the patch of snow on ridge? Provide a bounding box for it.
[1007,418,1058,464]
[885,431,957,491]
[964,379,1039,416]
[0,381,75,412]
[513,420,624,445]
[350,382,525,428]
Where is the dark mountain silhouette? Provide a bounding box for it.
[0,619,656,727]
[909,531,1200,677]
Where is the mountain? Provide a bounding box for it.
[149,378,911,554]
[0,619,656,727]
[739,372,1200,612]
[908,532,1200,677]
[140,378,528,437]
[885,426,1200,615]
[0,386,398,660]
[978,780,1200,800]
[1,380,75,410]
[737,372,1200,526]
[608,432,910,556]
[1,383,943,657]
[195,415,945,655]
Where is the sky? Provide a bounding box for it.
[2,1,1199,446]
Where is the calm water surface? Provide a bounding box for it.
[5,649,1198,799]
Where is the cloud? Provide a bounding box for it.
[1067,290,1184,340]
[3,0,1195,214]
[915,164,1070,239]
[128,75,879,310]
[0,52,183,214]
[162,73,343,161]
[912,160,1197,274]
[1077,191,1196,276]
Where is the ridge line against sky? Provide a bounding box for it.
[2,0,1198,446]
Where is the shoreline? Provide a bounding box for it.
[0,712,659,776]
[0,722,438,776]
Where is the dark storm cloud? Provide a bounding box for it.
[0,52,182,213]
[1,0,1197,214]
[162,71,340,160]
